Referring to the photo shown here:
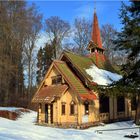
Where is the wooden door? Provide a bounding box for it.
[45,104,48,123]
[50,104,53,124]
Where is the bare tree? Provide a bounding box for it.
[0,1,29,106]
[101,24,127,65]
[23,4,42,98]
[73,17,92,55]
[45,16,70,58]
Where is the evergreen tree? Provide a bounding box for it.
[36,47,43,85]
[42,44,53,76]
[36,44,53,85]
[116,1,140,124]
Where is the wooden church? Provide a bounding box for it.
[32,10,136,128]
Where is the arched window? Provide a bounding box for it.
[70,101,75,115]
[61,102,66,115]
[84,101,89,115]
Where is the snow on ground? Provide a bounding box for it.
[86,64,122,85]
[0,107,23,111]
[0,107,139,140]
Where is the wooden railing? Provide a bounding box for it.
[132,110,136,119]
[117,112,125,119]
[100,113,109,121]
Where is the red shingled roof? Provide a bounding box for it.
[79,93,97,101]
[91,11,102,49]
[32,85,68,103]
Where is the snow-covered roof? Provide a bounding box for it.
[85,64,122,86]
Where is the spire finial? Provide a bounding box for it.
[94,0,96,13]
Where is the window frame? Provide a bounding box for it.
[70,101,75,115]
[51,75,62,85]
[117,96,125,112]
[61,102,66,115]
[84,101,89,115]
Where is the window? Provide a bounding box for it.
[52,75,62,85]
[117,96,125,112]
[99,95,109,113]
[70,101,75,115]
[131,96,137,110]
[61,103,65,115]
[84,101,89,115]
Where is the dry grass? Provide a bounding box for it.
[0,108,30,120]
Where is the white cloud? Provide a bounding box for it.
[75,4,92,19]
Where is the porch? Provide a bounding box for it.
[99,95,135,122]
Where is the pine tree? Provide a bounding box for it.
[116,1,140,124]
[42,44,53,76]
[36,44,53,85]
[36,47,43,85]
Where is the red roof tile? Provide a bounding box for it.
[91,11,102,49]
[79,93,97,101]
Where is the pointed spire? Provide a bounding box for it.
[91,10,103,49]
[94,0,96,13]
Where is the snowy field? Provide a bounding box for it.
[0,107,139,140]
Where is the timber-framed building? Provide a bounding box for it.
[32,10,136,128]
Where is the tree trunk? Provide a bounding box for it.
[135,94,140,125]
[28,58,31,97]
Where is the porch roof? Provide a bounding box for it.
[32,84,68,103]
[79,93,97,101]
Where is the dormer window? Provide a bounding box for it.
[51,75,62,85]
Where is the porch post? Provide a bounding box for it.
[78,103,82,125]
[125,97,131,118]
[38,103,42,123]
[48,104,51,124]
[114,97,117,119]
[109,97,114,120]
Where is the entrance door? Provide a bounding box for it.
[50,104,53,124]
[45,104,48,123]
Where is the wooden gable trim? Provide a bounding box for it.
[53,61,84,102]
[33,61,60,99]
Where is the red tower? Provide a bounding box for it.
[87,10,106,67]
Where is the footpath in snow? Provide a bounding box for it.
[0,107,139,140]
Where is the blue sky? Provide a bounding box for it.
[28,1,129,48]
[31,1,129,30]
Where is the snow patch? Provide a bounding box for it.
[85,64,122,85]
[0,107,23,111]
